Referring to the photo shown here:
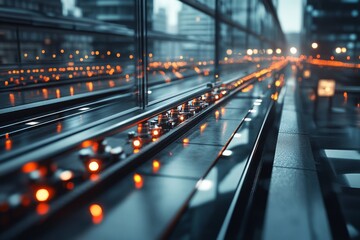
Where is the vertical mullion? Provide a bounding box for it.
[135,0,148,109]
[215,0,220,83]
[246,0,252,49]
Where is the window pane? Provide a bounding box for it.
[0,0,137,111]
[147,0,215,103]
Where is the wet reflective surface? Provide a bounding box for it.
[299,64,360,239]
[26,73,278,240]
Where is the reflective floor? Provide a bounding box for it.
[299,64,360,239]
[24,72,276,240]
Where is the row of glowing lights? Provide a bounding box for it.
[90,100,267,216]
[311,42,360,58]
[245,48,283,56]
[20,86,354,209]
[23,50,131,61]
[4,65,130,87]
[4,61,287,219]
[311,42,347,53]
[5,62,206,87]
[21,48,284,61]
[5,60,211,78]
[132,60,287,150]
[3,57,275,87]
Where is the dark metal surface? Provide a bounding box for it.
[25,76,278,240]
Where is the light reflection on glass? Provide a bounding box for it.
[200,123,207,133]
[89,204,103,224]
[133,173,143,189]
[56,89,61,98]
[22,161,38,173]
[222,149,233,156]
[196,179,213,191]
[42,88,48,99]
[5,133,12,151]
[182,138,190,145]
[36,203,50,215]
[215,110,220,120]
[221,108,226,115]
[152,160,161,173]
[9,93,15,106]
[56,122,63,133]
[90,174,100,182]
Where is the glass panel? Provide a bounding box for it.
[218,24,251,79]
[0,0,137,110]
[220,0,248,26]
[147,0,215,103]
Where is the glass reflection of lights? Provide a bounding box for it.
[152,160,161,173]
[234,133,241,138]
[244,118,252,122]
[36,203,50,215]
[89,204,103,224]
[21,162,38,173]
[25,121,39,126]
[183,138,190,144]
[222,149,233,156]
[58,170,74,181]
[133,173,143,189]
[133,173,142,183]
[196,179,213,191]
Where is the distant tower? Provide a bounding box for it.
[178,2,215,60]
[77,0,153,30]
[153,7,167,32]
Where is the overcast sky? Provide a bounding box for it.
[277,0,303,33]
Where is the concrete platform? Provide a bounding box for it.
[262,76,332,240]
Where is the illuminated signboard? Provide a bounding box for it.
[317,79,335,97]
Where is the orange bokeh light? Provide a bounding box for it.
[152,160,160,173]
[152,129,159,137]
[133,173,143,189]
[5,138,12,151]
[88,160,100,172]
[133,173,142,183]
[59,170,73,181]
[133,139,141,148]
[36,203,49,215]
[22,162,38,173]
[35,188,50,202]
[89,204,103,224]
[89,204,103,217]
